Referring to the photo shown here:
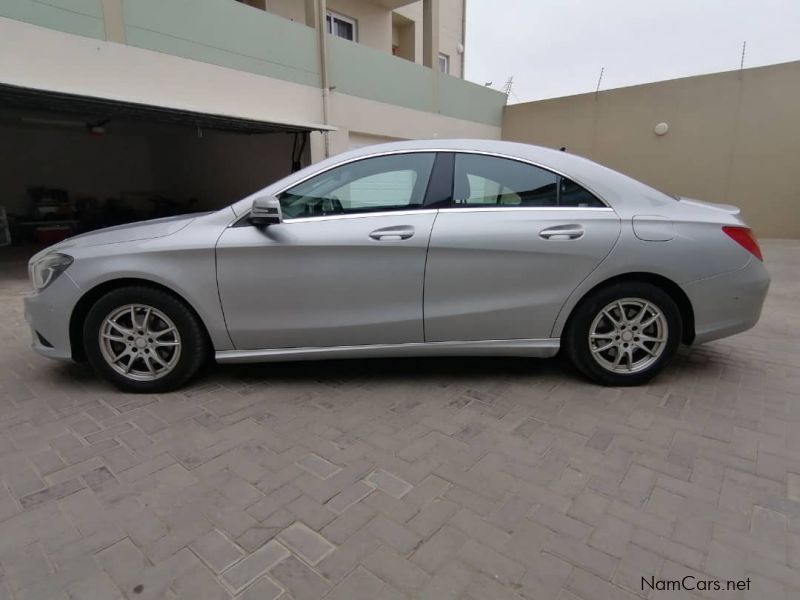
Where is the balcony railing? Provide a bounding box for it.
[123,0,321,88]
[327,35,505,125]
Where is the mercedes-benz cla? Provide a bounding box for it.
[25,140,770,392]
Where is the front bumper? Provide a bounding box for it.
[684,257,770,344]
[23,272,83,361]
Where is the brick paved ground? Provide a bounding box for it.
[0,240,799,600]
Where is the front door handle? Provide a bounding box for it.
[539,225,585,240]
[369,225,415,241]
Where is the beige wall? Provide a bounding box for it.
[258,0,466,76]
[262,0,396,52]
[503,61,800,239]
[395,0,464,77]
[437,0,464,77]
[328,0,392,52]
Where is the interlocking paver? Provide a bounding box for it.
[362,546,430,595]
[317,529,380,582]
[221,540,289,593]
[410,524,468,574]
[270,554,331,600]
[190,529,245,574]
[325,481,374,514]
[18,478,84,509]
[787,473,800,502]
[529,504,593,540]
[365,469,413,499]
[286,494,336,530]
[277,521,335,566]
[239,575,283,600]
[325,565,388,600]
[321,502,376,544]
[296,453,342,480]
[457,537,526,585]
[0,240,799,599]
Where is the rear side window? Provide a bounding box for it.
[451,153,604,208]
[559,177,605,207]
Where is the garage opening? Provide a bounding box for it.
[0,84,321,249]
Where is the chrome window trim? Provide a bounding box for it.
[440,206,615,214]
[283,209,439,223]
[229,148,613,227]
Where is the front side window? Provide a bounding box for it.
[452,154,604,208]
[279,153,436,218]
[326,11,357,41]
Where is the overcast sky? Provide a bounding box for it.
[465,0,800,103]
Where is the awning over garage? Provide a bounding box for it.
[0,83,333,135]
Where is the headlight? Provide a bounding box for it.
[29,253,74,291]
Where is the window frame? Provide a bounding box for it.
[443,152,610,210]
[438,52,450,74]
[326,10,358,42]
[276,152,444,222]
[232,150,611,227]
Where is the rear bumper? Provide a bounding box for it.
[23,273,82,361]
[684,257,770,344]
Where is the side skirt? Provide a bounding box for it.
[215,338,560,364]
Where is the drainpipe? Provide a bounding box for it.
[460,0,466,78]
[316,0,331,158]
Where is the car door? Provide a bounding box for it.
[424,152,621,342]
[216,152,439,350]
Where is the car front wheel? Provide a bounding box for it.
[83,286,208,393]
[564,282,682,386]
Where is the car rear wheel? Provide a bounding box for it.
[83,286,208,393]
[564,282,682,386]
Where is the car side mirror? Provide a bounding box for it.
[249,196,282,226]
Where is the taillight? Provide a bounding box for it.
[722,226,763,261]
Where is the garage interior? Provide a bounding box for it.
[0,85,314,249]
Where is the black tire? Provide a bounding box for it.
[564,282,682,386]
[83,286,209,393]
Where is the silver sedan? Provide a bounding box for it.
[24,140,770,392]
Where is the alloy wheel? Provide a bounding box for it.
[98,304,181,381]
[588,297,668,374]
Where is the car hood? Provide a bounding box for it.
[31,212,209,261]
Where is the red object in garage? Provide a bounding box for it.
[34,225,72,244]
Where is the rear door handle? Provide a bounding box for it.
[539,225,585,240]
[369,225,415,241]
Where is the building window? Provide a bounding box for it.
[438,53,450,74]
[326,11,357,42]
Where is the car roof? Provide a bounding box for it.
[230,139,676,217]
